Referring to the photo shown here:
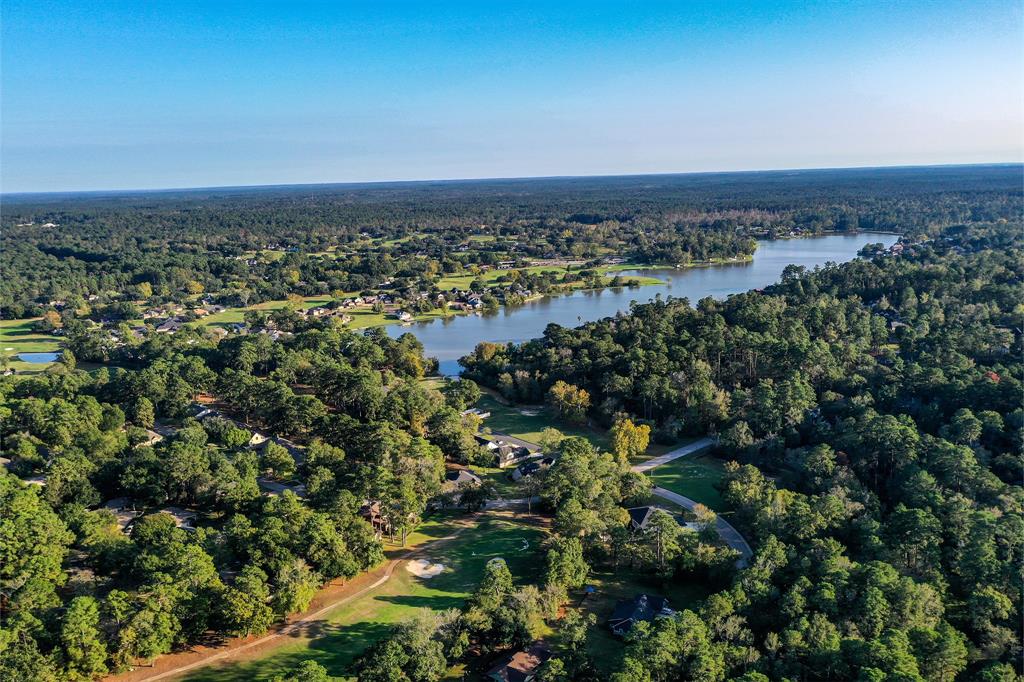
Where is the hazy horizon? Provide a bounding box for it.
[3,161,1022,199]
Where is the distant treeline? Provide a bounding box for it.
[2,165,1021,318]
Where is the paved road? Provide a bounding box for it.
[630,436,753,568]
[481,430,753,567]
[649,486,753,567]
[631,436,715,472]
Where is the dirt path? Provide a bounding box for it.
[105,517,476,682]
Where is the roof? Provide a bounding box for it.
[608,594,673,635]
[444,469,482,487]
[486,643,552,682]
[626,506,657,531]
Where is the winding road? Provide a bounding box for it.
[628,437,753,567]
[487,432,754,566]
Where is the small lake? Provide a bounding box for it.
[388,233,898,375]
[18,352,60,363]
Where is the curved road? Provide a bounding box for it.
[629,437,753,568]
[488,433,754,566]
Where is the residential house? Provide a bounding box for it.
[258,477,307,498]
[442,469,482,492]
[102,498,140,533]
[138,429,164,447]
[626,506,658,533]
[486,642,551,682]
[608,594,674,637]
[493,443,532,469]
[157,506,198,531]
[511,456,554,481]
[359,501,392,536]
[155,317,184,334]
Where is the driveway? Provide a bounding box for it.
[631,436,714,472]
[649,486,753,567]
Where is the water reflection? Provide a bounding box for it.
[387,234,898,375]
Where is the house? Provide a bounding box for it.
[486,642,551,682]
[442,469,482,492]
[155,317,184,334]
[608,594,674,636]
[626,506,657,532]
[138,429,164,447]
[248,431,269,447]
[258,477,307,498]
[394,311,414,322]
[461,407,491,419]
[511,456,554,481]
[494,443,532,469]
[359,501,392,536]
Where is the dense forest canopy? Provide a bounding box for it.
[460,222,1024,680]
[3,165,1020,318]
[0,166,1022,681]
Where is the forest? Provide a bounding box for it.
[1,166,1022,681]
[459,222,1023,680]
[3,165,1020,319]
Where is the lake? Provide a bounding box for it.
[388,233,898,375]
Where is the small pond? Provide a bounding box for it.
[18,352,60,363]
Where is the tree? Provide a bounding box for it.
[221,566,275,637]
[0,474,74,633]
[132,396,156,429]
[61,596,108,680]
[547,381,591,424]
[610,417,651,463]
[273,559,321,616]
[261,441,296,479]
[271,660,330,682]
[545,537,589,589]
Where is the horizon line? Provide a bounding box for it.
[3,160,1022,198]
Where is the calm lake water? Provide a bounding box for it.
[388,234,898,375]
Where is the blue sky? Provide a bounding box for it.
[2,1,1021,192]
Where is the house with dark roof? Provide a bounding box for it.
[511,456,554,481]
[493,443,532,469]
[443,469,482,492]
[486,642,551,682]
[626,506,657,532]
[608,594,674,636]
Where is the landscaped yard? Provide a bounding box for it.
[0,317,62,374]
[474,393,675,458]
[179,513,547,682]
[647,454,727,510]
[574,568,712,676]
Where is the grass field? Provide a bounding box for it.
[647,454,727,510]
[575,568,711,675]
[179,513,547,682]
[435,264,664,292]
[475,393,676,458]
[0,318,62,374]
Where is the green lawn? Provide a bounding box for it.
[574,568,712,676]
[475,394,612,452]
[0,318,62,374]
[467,466,522,498]
[475,393,674,457]
[179,514,547,682]
[647,455,727,510]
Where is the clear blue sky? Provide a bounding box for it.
[2,1,1021,192]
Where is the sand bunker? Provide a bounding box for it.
[406,559,445,578]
